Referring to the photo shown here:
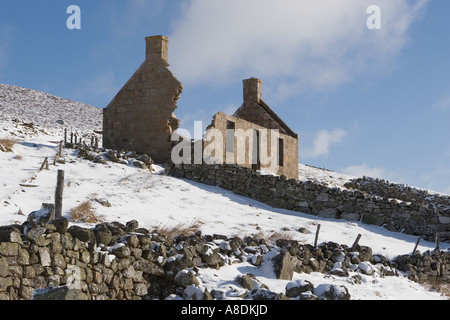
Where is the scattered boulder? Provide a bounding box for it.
[273,251,294,281]
[27,203,54,225]
[174,270,199,287]
[252,288,283,300]
[136,154,153,166]
[109,244,131,259]
[132,160,147,169]
[183,285,205,300]
[125,220,139,232]
[285,279,314,298]
[236,274,256,291]
[67,225,96,244]
[23,222,46,242]
[92,223,112,246]
[313,284,351,301]
[48,217,69,234]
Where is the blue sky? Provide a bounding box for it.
[1,0,450,194]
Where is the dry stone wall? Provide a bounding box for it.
[0,216,448,301]
[168,164,450,242]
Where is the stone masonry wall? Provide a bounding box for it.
[1,217,448,301]
[103,36,183,164]
[168,164,450,242]
[204,112,299,180]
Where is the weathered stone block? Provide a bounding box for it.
[0,242,19,257]
[0,258,10,278]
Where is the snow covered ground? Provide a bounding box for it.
[0,84,448,300]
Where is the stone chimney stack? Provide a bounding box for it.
[146,35,169,64]
[243,78,262,103]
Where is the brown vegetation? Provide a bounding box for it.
[70,200,104,224]
[0,138,16,152]
[423,279,450,298]
[152,220,202,238]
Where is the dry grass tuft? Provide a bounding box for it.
[267,231,294,242]
[0,138,16,152]
[153,220,202,238]
[423,279,450,298]
[70,200,104,224]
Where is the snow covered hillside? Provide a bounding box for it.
[0,84,102,134]
[0,84,448,300]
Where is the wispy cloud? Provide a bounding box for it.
[303,129,347,158]
[342,163,389,179]
[169,0,428,97]
[432,94,450,111]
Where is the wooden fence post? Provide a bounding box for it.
[412,236,421,256]
[351,234,362,251]
[39,157,49,172]
[435,233,440,252]
[55,170,65,219]
[314,224,321,248]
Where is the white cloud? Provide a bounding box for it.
[342,163,388,179]
[169,0,428,96]
[303,129,347,158]
[433,94,450,111]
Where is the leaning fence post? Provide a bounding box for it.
[314,224,321,248]
[351,234,362,251]
[55,170,65,219]
[39,157,49,172]
[412,236,421,256]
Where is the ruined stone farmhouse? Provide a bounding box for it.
[103,36,183,163]
[103,35,299,179]
[204,78,299,179]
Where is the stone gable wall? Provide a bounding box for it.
[103,36,183,164]
[204,112,299,180]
